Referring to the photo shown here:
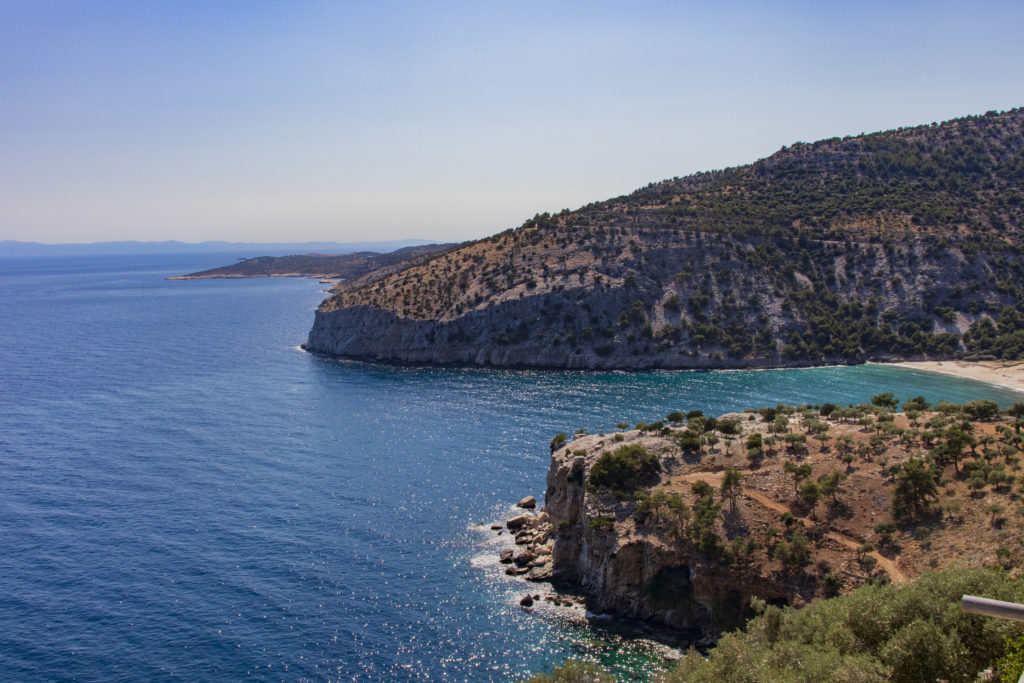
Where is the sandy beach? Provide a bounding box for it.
[883,360,1024,394]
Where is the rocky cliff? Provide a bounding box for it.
[525,400,1024,638]
[540,432,803,637]
[306,109,1024,368]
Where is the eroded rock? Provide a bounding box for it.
[506,515,532,530]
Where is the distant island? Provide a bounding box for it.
[305,108,1024,370]
[167,243,453,281]
[0,238,437,259]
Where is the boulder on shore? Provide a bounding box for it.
[506,515,532,530]
[526,566,553,582]
[516,496,537,509]
[513,549,537,567]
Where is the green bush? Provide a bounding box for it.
[678,430,704,454]
[550,433,569,453]
[963,399,1001,421]
[662,567,1024,683]
[717,418,742,435]
[522,659,615,683]
[997,633,1024,683]
[588,445,661,494]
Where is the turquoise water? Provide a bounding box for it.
[0,254,1020,681]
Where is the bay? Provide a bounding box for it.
[1,254,1020,681]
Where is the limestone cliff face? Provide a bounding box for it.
[306,295,865,370]
[543,436,792,636]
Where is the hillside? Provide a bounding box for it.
[168,243,453,280]
[306,109,1024,368]
[497,397,1024,644]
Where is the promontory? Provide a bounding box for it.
[305,109,1024,369]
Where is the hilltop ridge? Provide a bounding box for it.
[306,109,1024,368]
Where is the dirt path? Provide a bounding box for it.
[669,471,908,584]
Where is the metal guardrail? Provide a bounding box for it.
[962,595,1024,622]
[962,595,1024,683]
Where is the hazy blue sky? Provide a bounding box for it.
[2,1,1023,244]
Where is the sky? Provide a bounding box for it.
[1,1,1023,245]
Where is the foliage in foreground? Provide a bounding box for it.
[522,659,615,683]
[998,633,1024,683]
[663,567,1024,683]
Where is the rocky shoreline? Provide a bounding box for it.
[496,497,556,585]
[487,493,708,649]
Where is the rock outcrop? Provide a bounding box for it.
[501,511,555,581]
[542,434,798,637]
[506,403,1024,640]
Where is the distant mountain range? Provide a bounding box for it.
[0,239,435,258]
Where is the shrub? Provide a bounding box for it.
[678,430,704,454]
[963,399,1001,421]
[997,633,1024,683]
[717,418,742,435]
[774,530,811,570]
[873,522,897,546]
[746,432,763,451]
[664,567,1024,683]
[902,396,931,412]
[823,572,844,597]
[523,659,615,683]
[550,433,569,453]
[588,445,661,494]
[871,392,899,411]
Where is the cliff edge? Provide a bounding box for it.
[514,399,1024,639]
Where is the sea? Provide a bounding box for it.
[1,253,1021,682]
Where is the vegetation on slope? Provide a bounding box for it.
[526,567,1024,682]
[571,398,1024,591]
[667,566,1024,683]
[527,396,1024,682]
[315,109,1024,367]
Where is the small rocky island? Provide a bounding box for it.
[497,397,1024,643]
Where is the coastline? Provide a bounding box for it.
[878,360,1024,394]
